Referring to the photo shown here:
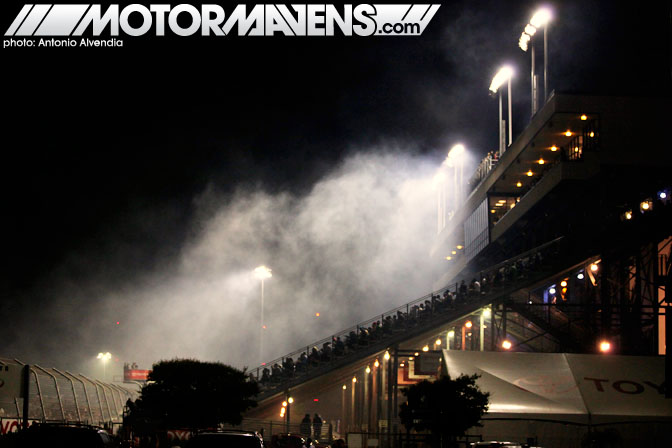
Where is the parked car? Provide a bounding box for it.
[269,433,305,448]
[470,442,524,448]
[17,423,117,448]
[188,430,264,448]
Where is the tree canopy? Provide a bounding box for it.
[399,374,489,445]
[130,359,258,430]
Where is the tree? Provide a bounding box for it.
[130,359,259,430]
[399,374,489,448]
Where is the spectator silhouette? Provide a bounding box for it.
[300,414,312,438]
[312,413,323,440]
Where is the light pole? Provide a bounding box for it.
[97,352,111,382]
[480,308,491,351]
[447,144,466,207]
[254,265,272,364]
[519,7,552,115]
[489,66,514,156]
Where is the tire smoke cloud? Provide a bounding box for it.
[5,148,456,377]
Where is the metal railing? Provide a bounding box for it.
[249,237,568,394]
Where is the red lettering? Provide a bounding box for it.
[584,377,609,392]
[613,380,644,394]
[1,420,19,435]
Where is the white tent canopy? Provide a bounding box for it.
[441,351,670,425]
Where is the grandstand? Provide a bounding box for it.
[242,93,672,446]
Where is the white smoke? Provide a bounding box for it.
[8,147,448,377]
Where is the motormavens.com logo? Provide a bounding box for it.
[5,4,441,39]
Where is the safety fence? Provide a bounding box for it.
[0,358,138,432]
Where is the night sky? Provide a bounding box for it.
[2,1,670,376]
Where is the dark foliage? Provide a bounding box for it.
[399,374,489,443]
[130,359,258,430]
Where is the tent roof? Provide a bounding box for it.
[441,351,670,423]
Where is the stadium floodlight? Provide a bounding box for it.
[97,352,112,381]
[254,265,272,365]
[518,32,531,51]
[446,143,467,208]
[522,6,553,114]
[490,66,514,154]
[530,7,552,28]
[447,143,465,160]
[489,66,514,94]
[254,265,272,280]
[524,24,537,36]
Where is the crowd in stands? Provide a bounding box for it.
[253,246,548,388]
[468,151,500,192]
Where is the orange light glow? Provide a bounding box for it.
[315,312,320,317]
[516,181,522,187]
[465,321,473,329]
[526,170,534,177]
[599,341,611,353]
[538,158,545,165]
[580,114,587,120]
[565,130,572,137]
[501,340,512,350]
[550,145,558,151]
